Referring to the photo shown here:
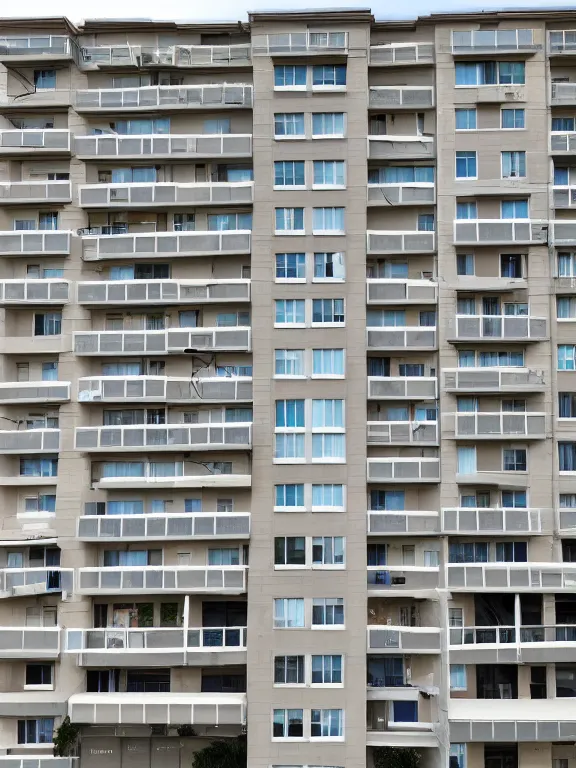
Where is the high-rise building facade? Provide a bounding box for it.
[0,7,573,768]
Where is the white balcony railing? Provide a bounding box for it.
[78,375,252,403]
[368,182,435,206]
[0,180,71,203]
[452,28,537,54]
[367,230,436,253]
[442,507,546,535]
[0,568,73,597]
[369,86,434,108]
[367,326,437,350]
[551,132,576,153]
[81,230,251,260]
[0,129,71,152]
[78,181,253,207]
[74,133,252,159]
[77,278,250,305]
[367,565,440,591]
[77,511,250,540]
[0,279,69,304]
[76,565,247,594]
[81,43,251,67]
[75,423,252,452]
[0,380,70,404]
[368,509,440,536]
[253,31,347,55]
[366,278,437,303]
[0,428,59,453]
[552,83,576,104]
[443,367,546,392]
[367,457,440,483]
[447,562,576,591]
[368,376,437,400]
[369,43,434,65]
[75,84,253,111]
[450,314,547,341]
[0,35,74,57]
[74,327,251,355]
[446,411,547,439]
[368,135,435,160]
[367,420,438,445]
[554,185,576,208]
[454,219,548,245]
[367,625,441,652]
[0,626,60,657]
[0,230,71,255]
[66,626,246,654]
[550,30,576,54]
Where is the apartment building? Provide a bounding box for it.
[0,6,574,768]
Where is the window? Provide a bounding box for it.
[34,313,61,336]
[457,298,476,315]
[314,252,345,279]
[559,345,576,371]
[449,608,463,628]
[502,490,527,508]
[274,598,305,628]
[312,433,345,460]
[501,253,523,278]
[312,597,344,627]
[312,655,342,684]
[184,499,202,513]
[558,297,576,319]
[276,253,306,279]
[111,167,156,183]
[276,399,305,428]
[502,150,526,178]
[312,112,345,137]
[560,442,576,472]
[313,349,344,376]
[495,541,528,562]
[312,399,344,427]
[113,118,169,135]
[312,537,344,565]
[275,484,305,508]
[208,548,240,566]
[455,60,525,85]
[457,254,475,275]
[34,70,56,89]
[553,117,575,132]
[420,310,436,327]
[25,664,53,688]
[275,207,304,233]
[24,495,56,513]
[503,448,527,471]
[312,484,344,509]
[501,199,529,219]
[18,718,54,744]
[455,108,477,130]
[449,542,488,563]
[275,299,305,325]
[42,362,58,381]
[370,490,405,511]
[450,664,467,691]
[311,709,343,738]
[108,500,144,516]
[456,202,478,220]
[418,213,435,231]
[274,113,305,137]
[275,433,305,460]
[274,161,305,187]
[555,167,569,186]
[273,709,304,738]
[275,349,304,375]
[312,299,344,324]
[203,118,230,134]
[450,743,466,768]
[274,537,306,566]
[313,161,345,187]
[561,494,576,508]
[274,655,305,684]
[207,212,251,231]
[502,108,525,129]
[20,458,57,477]
[478,350,524,367]
[367,309,406,327]
[312,207,345,233]
[312,65,346,87]
[174,213,195,232]
[274,65,306,88]
[560,393,576,418]
[398,363,425,377]
[456,151,477,179]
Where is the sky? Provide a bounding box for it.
[3,0,576,23]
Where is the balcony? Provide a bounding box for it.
[444,411,548,440]
[0,180,71,205]
[368,182,435,206]
[74,327,251,356]
[367,230,435,254]
[448,315,547,342]
[96,470,251,491]
[0,90,71,109]
[0,568,72,598]
[367,421,438,445]
[550,30,576,55]
[554,185,576,208]
[0,231,71,256]
[81,43,251,68]
[0,129,71,154]
[252,31,347,56]
[367,625,440,653]
[78,375,252,404]
[552,83,576,105]
[367,457,440,483]
[0,626,60,658]
[368,135,435,161]
[0,429,59,454]
[66,625,247,667]
[74,133,252,160]
[0,381,70,404]
[449,623,576,664]
[77,279,250,306]
[368,376,437,400]
[81,230,251,261]
[68,691,245,725]
[75,423,252,452]
[369,43,434,66]
[454,219,548,246]
[367,326,436,351]
[442,367,546,393]
[551,132,576,154]
[367,565,440,594]
[368,509,440,535]
[369,86,434,109]
[75,84,253,112]
[0,35,76,62]
[77,512,250,541]
[0,760,76,768]
[0,279,69,305]
[78,181,253,208]
[451,29,539,55]
[447,562,576,591]
[76,565,247,595]
[441,507,549,535]
[367,278,436,304]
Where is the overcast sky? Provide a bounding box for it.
[3,0,576,23]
